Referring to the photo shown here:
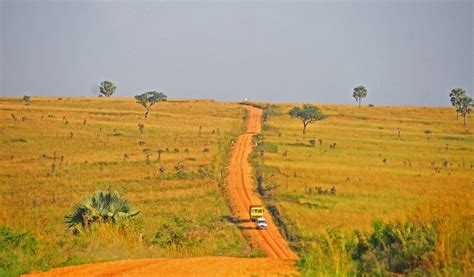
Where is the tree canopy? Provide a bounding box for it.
[353,85,368,108]
[449,88,466,119]
[456,95,473,126]
[288,104,326,134]
[135,91,167,119]
[99,81,116,97]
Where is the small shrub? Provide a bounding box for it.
[11,138,27,143]
[257,141,278,153]
[22,95,31,106]
[137,124,144,134]
[0,225,38,276]
[175,168,189,179]
[153,215,205,249]
[196,165,209,178]
[353,221,437,274]
[262,107,280,123]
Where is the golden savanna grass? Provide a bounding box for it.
[257,103,473,273]
[0,97,252,270]
[261,104,472,232]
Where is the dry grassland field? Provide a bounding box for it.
[0,97,259,275]
[0,97,473,276]
[253,103,473,275]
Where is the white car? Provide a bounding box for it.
[256,217,268,230]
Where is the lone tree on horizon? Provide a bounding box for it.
[289,104,326,134]
[99,81,116,97]
[135,91,167,119]
[456,95,472,126]
[449,88,466,119]
[353,85,368,108]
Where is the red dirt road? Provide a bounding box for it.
[26,106,297,276]
[226,106,298,260]
[27,257,296,276]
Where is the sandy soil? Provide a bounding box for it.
[26,257,296,276]
[25,105,297,276]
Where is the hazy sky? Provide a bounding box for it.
[1,1,472,106]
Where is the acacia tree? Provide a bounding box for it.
[449,88,466,119]
[135,91,167,119]
[456,95,473,126]
[99,81,116,97]
[353,85,368,108]
[288,104,326,134]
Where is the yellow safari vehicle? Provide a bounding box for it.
[249,205,264,221]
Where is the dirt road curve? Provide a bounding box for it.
[226,106,297,260]
[26,106,297,276]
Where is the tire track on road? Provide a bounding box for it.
[226,106,298,261]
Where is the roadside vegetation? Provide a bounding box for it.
[252,102,473,275]
[0,97,253,276]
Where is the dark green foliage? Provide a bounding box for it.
[257,141,278,154]
[456,95,472,126]
[353,85,368,107]
[135,91,167,119]
[353,221,437,274]
[0,225,38,276]
[288,105,327,134]
[449,88,473,125]
[262,106,279,122]
[64,190,140,233]
[450,88,465,106]
[99,81,116,97]
[449,88,465,119]
[153,215,204,248]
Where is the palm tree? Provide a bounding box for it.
[65,190,139,233]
